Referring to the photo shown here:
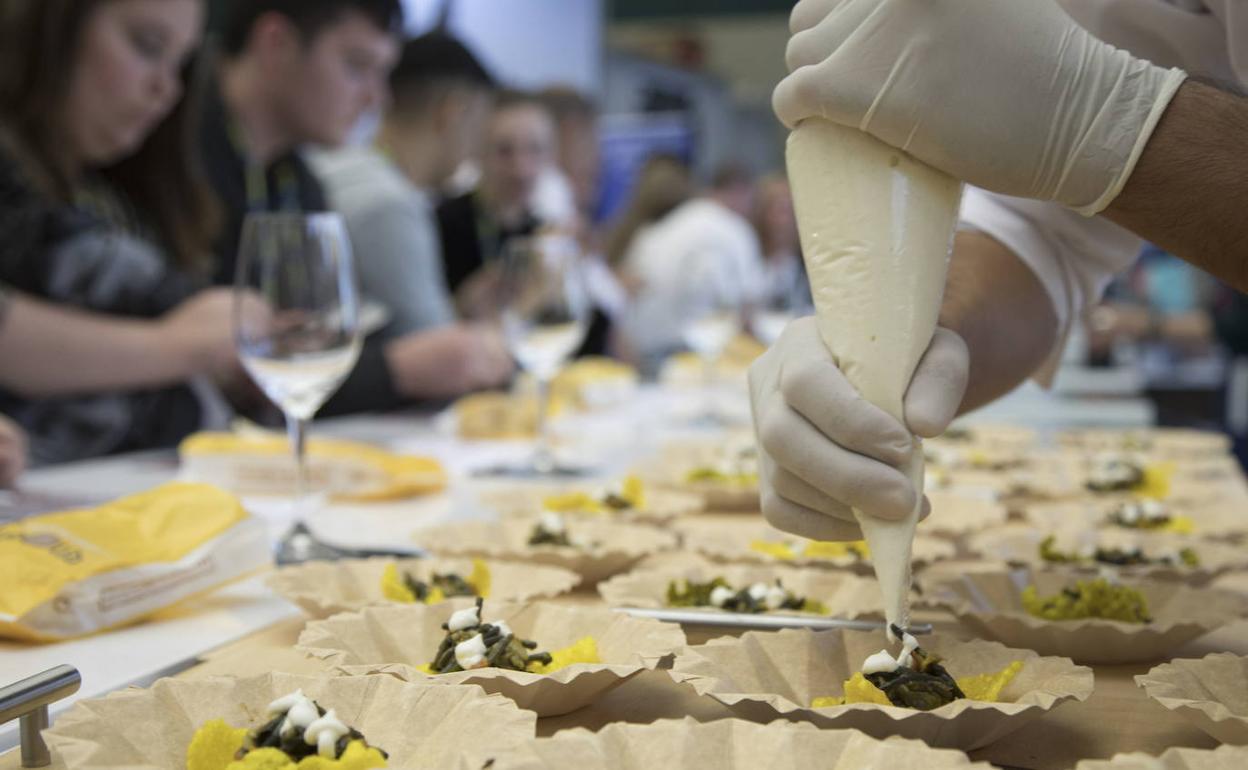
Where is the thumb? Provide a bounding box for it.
[904,327,969,438]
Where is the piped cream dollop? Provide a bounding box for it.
[861,631,920,675]
[539,511,566,534]
[304,708,349,758]
[708,585,734,607]
[448,605,481,632]
[268,690,319,738]
[454,633,489,669]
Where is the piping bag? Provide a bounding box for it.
[786,119,962,642]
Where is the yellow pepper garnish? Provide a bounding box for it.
[812,661,1023,708]
[187,722,388,770]
[1137,463,1175,500]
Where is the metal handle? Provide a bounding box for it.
[613,606,934,634]
[0,665,81,768]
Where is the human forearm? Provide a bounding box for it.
[0,294,195,397]
[938,231,1059,413]
[1105,80,1248,289]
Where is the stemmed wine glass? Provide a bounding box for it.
[490,233,592,477]
[681,284,743,426]
[234,212,362,563]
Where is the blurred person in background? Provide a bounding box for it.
[603,154,693,274]
[751,174,810,314]
[0,413,25,487]
[532,86,602,235]
[622,163,767,364]
[207,0,512,410]
[0,0,249,465]
[312,31,497,337]
[438,90,555,318]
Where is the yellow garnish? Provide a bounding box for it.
[685,468,758,486]
[189,725,387,770]
[811,662,1023,709]
[380,563,417,603]
[957,660,1023,701]
[802,540,870,560]
[967,450,991,468]
[1137,463,1175,500]
[415,663,434,674]
[528,636,600,674]
[542,476,647,515]
[749,540,796,560]
[542,492,606,514]
[802,599,830,615]
[621,475,646,509]
[187,719,248,770]
[226,748,295,770]
[469,559,491,598]
[380,562,488,605]
[1022,578,1151,623]
[1164,515,1195,535]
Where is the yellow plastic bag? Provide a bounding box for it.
[0,482,269,642]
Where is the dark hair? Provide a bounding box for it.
[492,89,551,117]
[712,161,754,191]
[538,86,597,127]
[604,153,692,267]
[0,0,219,270]
[222,0,404,56]
[389,31,494,115]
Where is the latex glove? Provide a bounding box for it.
[774,0,1188,215]
[749,317,968,541]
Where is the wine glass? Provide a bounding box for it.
[681,284,743,426]
[492,233,592,477]
[234,212,362,563]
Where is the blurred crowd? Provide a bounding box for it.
[0,0,805,476]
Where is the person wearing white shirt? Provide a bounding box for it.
[623,166,767,365]
[749,0,1248,541]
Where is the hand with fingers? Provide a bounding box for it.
[749,317,968,541]
[774,0,1186,215]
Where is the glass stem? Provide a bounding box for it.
[701,352,717,421]
[286,415,309,517]
[533,375,555,474]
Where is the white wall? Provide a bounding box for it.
[402,0,604,95]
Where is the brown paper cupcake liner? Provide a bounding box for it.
[267,557,581,619]
[41,671,534,769]
[676,517,956,574]
[1056,428,1233,459]
[597,558,889,619]
[414,515,679,586]
[669,628,1093,751]
[1021,499,1248,542]
[924,491,1010,536]
[1137,653,1248,745]
[479,483,704,525]
[969,524,1248,585]
[1073,746,1248,770]
[637,437,761,512]
[928,567,1248,663]
[296,601,686,717]
[468,716,994,769]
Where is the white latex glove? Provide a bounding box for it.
[749,317,968,541]
[774,0,1188,215]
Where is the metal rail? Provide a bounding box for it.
[0,666,81,768]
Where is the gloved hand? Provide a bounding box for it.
[750,317,968,541]
[774,0,1188,215]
